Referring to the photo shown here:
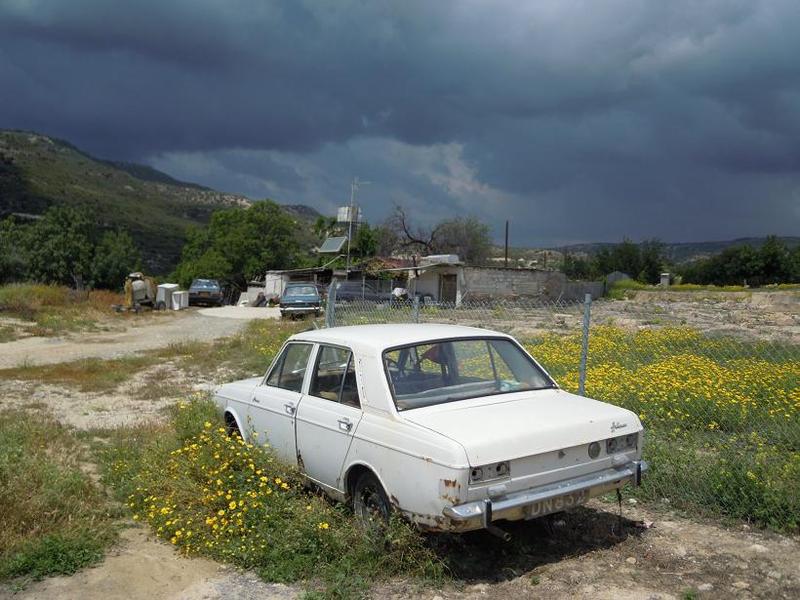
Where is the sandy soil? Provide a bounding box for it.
[0,307,279,369]
[492,290,800,342]
[593,290,800,343]
[0,528,297,600]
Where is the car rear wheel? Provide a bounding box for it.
[352,471,391,525]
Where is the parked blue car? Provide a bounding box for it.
[280,283,322,318]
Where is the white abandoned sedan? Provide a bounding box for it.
[213,324,647,538]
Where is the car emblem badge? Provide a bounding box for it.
[610,421,628,432]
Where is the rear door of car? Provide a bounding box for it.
[294,344,363,492]
[248,342,313,465]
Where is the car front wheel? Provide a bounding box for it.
[352,471,392,525]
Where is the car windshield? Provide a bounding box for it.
[284,285,318,297]
[191,279,219,290]
[384,337,555,411]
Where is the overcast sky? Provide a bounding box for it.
[2,0,799,245]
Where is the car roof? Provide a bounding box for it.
[291,323,512,353]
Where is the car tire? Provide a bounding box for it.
[352,471,392,525]
[225,414,242,439]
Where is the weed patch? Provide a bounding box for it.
[526,326,800,531]
[0,412,117,583]
[98,398,443,598]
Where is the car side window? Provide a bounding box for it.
[310,345,361,408]
[266,343,312,392]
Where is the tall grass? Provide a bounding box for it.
[0,412,118,583]
[0,283,124,337]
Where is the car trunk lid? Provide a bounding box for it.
[401,388,640,465]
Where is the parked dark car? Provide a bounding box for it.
[280,283,322,318]
[188,279,224,306]
[332,281,391,303]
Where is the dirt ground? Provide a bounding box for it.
[593,290,800,343]
[0,307,279,369]
[1,298,799,599]
[3,497,797,600]
[493,290,800,342]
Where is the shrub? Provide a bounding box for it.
[100,397,443,597]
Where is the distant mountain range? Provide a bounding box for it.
[0,130,320,273]
[549,238,800,263]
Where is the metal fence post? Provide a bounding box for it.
[325,280,337,328]
[578,293,592,396]
[413,295,420,324]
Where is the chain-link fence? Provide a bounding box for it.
[320,287,800,531]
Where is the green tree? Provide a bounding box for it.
[758,235,791,284]
[561,252,593,279]
[0,217,29,283]
[353,223,378,258]
[91,230,141,290]
[173,201,298,288]
[432,217,492,264]
[610,238,642,280]
[27,206,95,289]
[638,239,664,284]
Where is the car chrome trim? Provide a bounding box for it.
[443,460,648,523]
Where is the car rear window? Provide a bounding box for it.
[383,337,554,411]
[284,285,318,297]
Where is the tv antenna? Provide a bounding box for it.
[345,177,370,274]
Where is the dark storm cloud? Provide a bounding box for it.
[1,0,799,244]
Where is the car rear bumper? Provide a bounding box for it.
[280,306,321,314]
[189,294,222,305]
[443,459,648,532]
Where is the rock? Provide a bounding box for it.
[732,581,750,589]
[675,545,688,557]
[698,583,713,591]
[627,498,638,505]
[432,596,445,600]
[625,557,637,565]
[749,543,768,553]
[767,571,782,580]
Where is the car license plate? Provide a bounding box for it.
[200,292,209,296]
[524,489,588,518]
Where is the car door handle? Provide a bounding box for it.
[252,396,260,404]
[337,418,352,432]
[284,403,296,415]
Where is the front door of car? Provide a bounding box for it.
[294,345,363,492]
[247,342,313,465]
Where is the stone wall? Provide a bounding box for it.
[462,266,603,301]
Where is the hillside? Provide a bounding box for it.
[550,238,800,263]
[0,130,320,273]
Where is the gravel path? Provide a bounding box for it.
[0,308,279,369]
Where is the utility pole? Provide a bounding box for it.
[344,177,370,276]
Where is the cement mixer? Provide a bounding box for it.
[122,272,158,311]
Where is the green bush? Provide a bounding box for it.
[99,397,443,598]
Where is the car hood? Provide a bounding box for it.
[401,388,641,465]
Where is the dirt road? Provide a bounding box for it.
[0,307,279,369]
